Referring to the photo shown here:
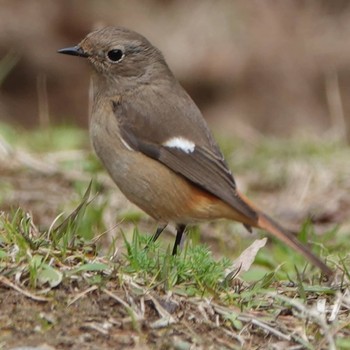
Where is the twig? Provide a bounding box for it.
[270,292,336,350]
[148,294,177,328]
[250,318,291,341]
[81,321,112,335]
[325,69,348,143]
[214,304,291,341]
[67,285,99,306]
[102,287,143,322]
[189,299,245,347]
[0,276,49,302]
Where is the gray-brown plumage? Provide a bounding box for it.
[58,26,332,277]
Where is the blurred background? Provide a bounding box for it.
[1,0,350,141]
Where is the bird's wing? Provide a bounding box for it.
[112,95,258,222]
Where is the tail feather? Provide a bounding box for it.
[257,212,333,277]
[236,190,333,277]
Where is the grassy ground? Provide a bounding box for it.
[0,123,349,350]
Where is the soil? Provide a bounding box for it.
[0,282,249,350]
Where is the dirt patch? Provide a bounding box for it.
[1,282,249,350]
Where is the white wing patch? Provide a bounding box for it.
[120,136,133,151]
[163,137,195,154]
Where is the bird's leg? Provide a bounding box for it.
[243,223,253,233]
[144,224,167,251]
[151,224,167,243]
[172,224,186,255]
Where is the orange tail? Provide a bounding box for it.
[237,191,333,277]
[257,212,332,277]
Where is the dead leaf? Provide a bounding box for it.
[225,238,267,279]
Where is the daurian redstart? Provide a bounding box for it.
[58,27,332,277]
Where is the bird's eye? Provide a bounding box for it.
[107,49,124,62]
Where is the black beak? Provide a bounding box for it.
[57,46,89,58]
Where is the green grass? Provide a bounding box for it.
[0,194,338,309]
[122,228,232,296]
[0,179,338,295]
[0,123,88,152]
[0,198,233,298]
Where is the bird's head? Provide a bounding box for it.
[58,26,170,82]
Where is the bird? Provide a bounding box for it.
[58,26,332,277]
